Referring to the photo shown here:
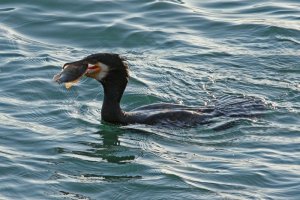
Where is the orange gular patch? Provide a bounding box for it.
[85,64,102,79]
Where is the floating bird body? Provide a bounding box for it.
[54,53,265,126]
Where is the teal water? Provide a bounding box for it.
[0,0,299,199]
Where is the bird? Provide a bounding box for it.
[54,53,265,126]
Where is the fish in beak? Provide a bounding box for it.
[53,61,88,89]
[53,61,105,89]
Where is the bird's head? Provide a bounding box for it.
[54,53,129,89]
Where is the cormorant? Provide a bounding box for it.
[54,53,265,126]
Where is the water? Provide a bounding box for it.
[0,0,299,199]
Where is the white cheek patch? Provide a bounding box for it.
[96,62,109,80]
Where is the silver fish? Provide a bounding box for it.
[53,62,88,89]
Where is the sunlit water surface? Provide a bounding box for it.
[0,0,299,199]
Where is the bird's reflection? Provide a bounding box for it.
[73,125,135,164]
[100,128,121,147]
[56,125,142,186]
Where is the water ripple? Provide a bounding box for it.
[0,0,299,199]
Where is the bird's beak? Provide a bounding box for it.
[53,62,103,89]
[53,63,88,89]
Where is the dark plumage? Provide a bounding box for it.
[54,53,266,126]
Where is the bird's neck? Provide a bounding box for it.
[101,81,127,124]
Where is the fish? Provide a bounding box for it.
[53,62,88,89]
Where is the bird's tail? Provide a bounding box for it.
[213,95,267,118]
